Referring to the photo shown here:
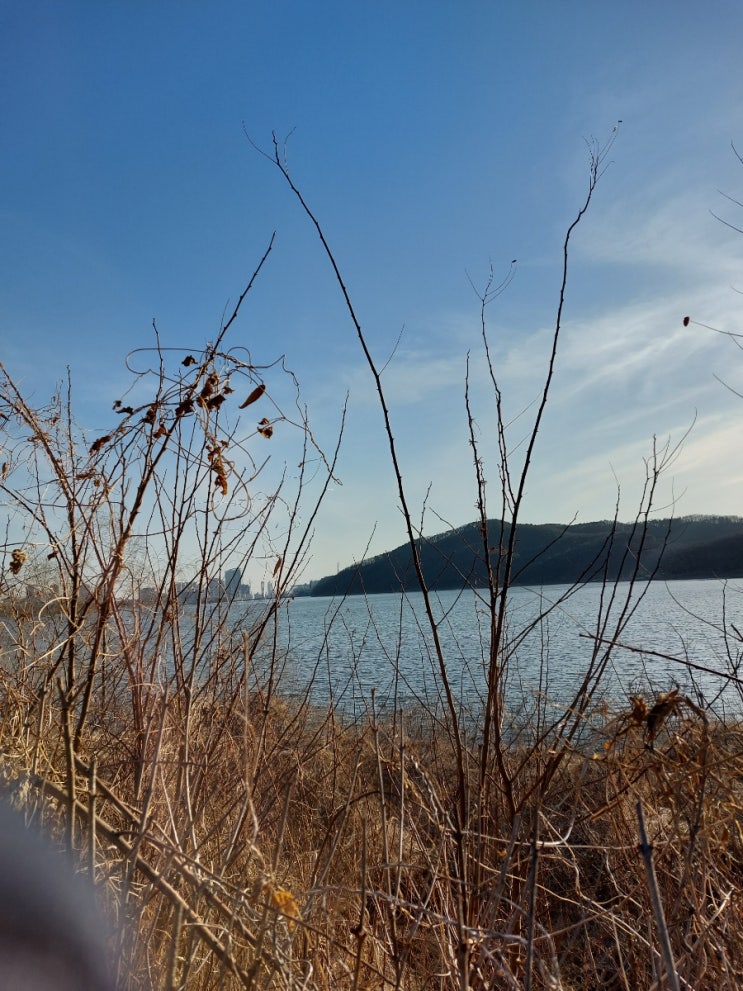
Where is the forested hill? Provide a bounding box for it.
[309,516,743,597]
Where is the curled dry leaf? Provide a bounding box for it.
[239,383,266,408]
[629,696,648,724]
[207,441,229,495]
[182,354,197,366]
[9,549,26,575]
[257,417,273,439]
[199,372,220,400]
[89,435,112,456]
[646,688,680,742]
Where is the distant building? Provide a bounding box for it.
[207,578,225,601]
[290,579,318,596]
[225,567,242,598]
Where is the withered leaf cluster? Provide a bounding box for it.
[100,358,273,491]
[207,439,230,495]
[9,549,26,575]
[89,434,112,456]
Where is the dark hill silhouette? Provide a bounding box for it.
[309,515,743,597]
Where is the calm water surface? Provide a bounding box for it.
[240,578,743,718]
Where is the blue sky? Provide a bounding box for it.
[2,2,743,585]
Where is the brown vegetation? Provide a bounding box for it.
[0,631,741,989]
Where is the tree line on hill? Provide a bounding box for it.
[307,515,743,597]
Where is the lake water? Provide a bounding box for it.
[238,578,743,720]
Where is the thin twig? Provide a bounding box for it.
[636,801,681,991]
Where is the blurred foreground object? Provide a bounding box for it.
[0,800,114,991]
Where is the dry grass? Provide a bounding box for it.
[0,627,741,990]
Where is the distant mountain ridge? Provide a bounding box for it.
[309,515,743,597]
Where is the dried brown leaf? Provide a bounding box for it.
[89,435,112,456]
[200,372,220,399]
[9,549,26,575]
[239,383,266,408]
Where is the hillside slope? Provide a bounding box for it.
[309,516,743,596]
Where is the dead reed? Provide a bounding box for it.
[0,627,741,990]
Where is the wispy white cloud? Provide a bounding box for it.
[318,178,743,555]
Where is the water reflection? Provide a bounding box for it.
[236,579,743,718]
[4,578,740,722]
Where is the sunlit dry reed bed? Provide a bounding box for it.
[1,632,741,991]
